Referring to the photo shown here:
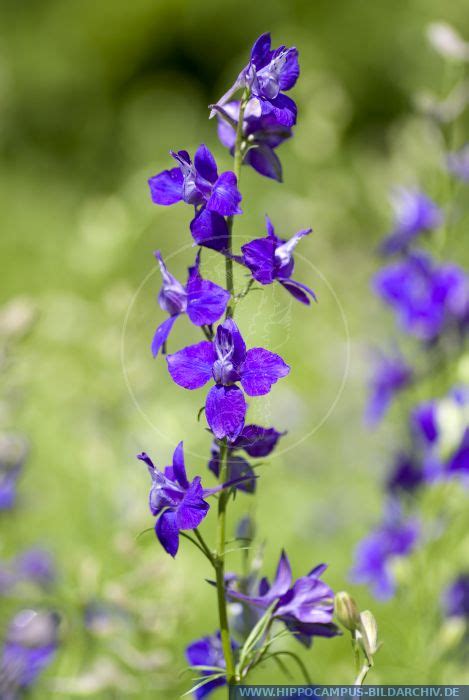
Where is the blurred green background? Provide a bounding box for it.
[1,0,468,696]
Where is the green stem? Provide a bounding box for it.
[215,440,236,685]
[193,528,215,565]
[354,661,372,686]
[225,90,249,319]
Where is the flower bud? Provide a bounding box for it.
[236,515,256,541]
[358,610,379,659]
[334,591,360,631]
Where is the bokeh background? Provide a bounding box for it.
[1,0,468,696]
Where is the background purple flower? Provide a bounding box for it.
[365,351,413,426]
[137,443,210,557]
[386,453,424,494]
[186,631,231,700]
[442,574,469,618]
[373,251,469,342]
[241,217,316,305]
[148,145,242,251]
[216,101,292,181]
[0,435,28,511]
[166,319,290,440]
[379,188,443,256]
[151,251,230,357]
[447,144,469,182]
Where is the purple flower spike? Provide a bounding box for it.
[379,188,443,256]
[212,33,299,129]
[166,319,290,440]
[216,101,292,182]
[447,144,469,183]
[373,251,469,342]
[0,609,59,696]
[227,550,339,647]
[365,351,413,427]
[442,574,469,619]
[241,217,316,304]
[148,145,242,251]
[387,453,424,494]
[0,434,28,511]
[138,443,211,557]
[350,504,419,600]
[186,632,236,699]
[151,251,230,357]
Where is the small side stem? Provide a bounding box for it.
[354,661,372,686]
[215,441,236,685]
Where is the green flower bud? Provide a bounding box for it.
[334,591,360,631]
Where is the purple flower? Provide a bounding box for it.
[379,189,443,256]
[148,145,242,251]
[185,631,230,699]
[208,424,285,493]
[442,574,469,618]
[350,506,419,599]
[166,319,290,440]
[15,549,56,589]
[373,251,469,342]
[212,33,299,129]
[151,251,230,357]
[241,217,316,305]
[216,101,292,182]
[365,351,413,426]
[0,609,59,698]
[0,435,28,511]
[137,443,211,557]
[227,550,339,647]
[447,144,469,182]
[386,453,424,494]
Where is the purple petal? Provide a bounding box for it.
[207,172,242,216]
[251,33,272,68]
[241,237,276,284]
[172,441,189,488]
[205,385,246,440]
[186,270,230,326]
[166,341,215,389]
[176,477,210,530]
[232,425,285,457]
[215,318,247,369]
[280,279,317,305]
[148,168,183,205]
[216,102,239,149]
[265,215,276,238]
[278,48,300,91]
[151,315,179,357]
[261,93,297,127]
[245,145,283,181]
[268,549,293,598]
[190,208,229,252]
[240,348,290,396]
[194,144,219,184]
[155,510,180,557]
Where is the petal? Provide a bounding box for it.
[205,385,246,440]
[241,348,290,396]
[261,93,297,127]
[207,172,242,216]
[278,48,300,91]
[172,441,189,488]
[190,208,229,252]
[269,549,293,598]
[215,318,247,369]
[279,279,317,305]
[148,168,183,205]
[151,315,179,357]
[155,510,180,557]
[245,145,283,181]
[216,102,239,149]
[176,477,210,530]
[166,341,215,389]
[233,425,285,457]
[251,32,272,68]
[187,276,230,327]
[194,144,219,183]
[227,455,256,493]
[241,237,276,284]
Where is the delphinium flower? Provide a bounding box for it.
[211,33,299,128]
[0,609,59,700]
[151,251,230,357]
[386,453,424,495]
[148,145,242,251]
[442,574,469,619]
[379,188,443,256]
[447,143,469,182]
[208,424,285,493]
[373,251,469,342]
[365,350,413,426]
[0,548,56,596]
[238,216,315,305]
[185,632,234,700]
[166,318,290,440]
[0,435,28,511]
[227,550,340,647]
[216,102,292,181]
[350,505,419,600]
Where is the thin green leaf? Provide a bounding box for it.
[182,673,225,697]
[272,654,294,680]
[238,601,277,671]
[262,650,313,684]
